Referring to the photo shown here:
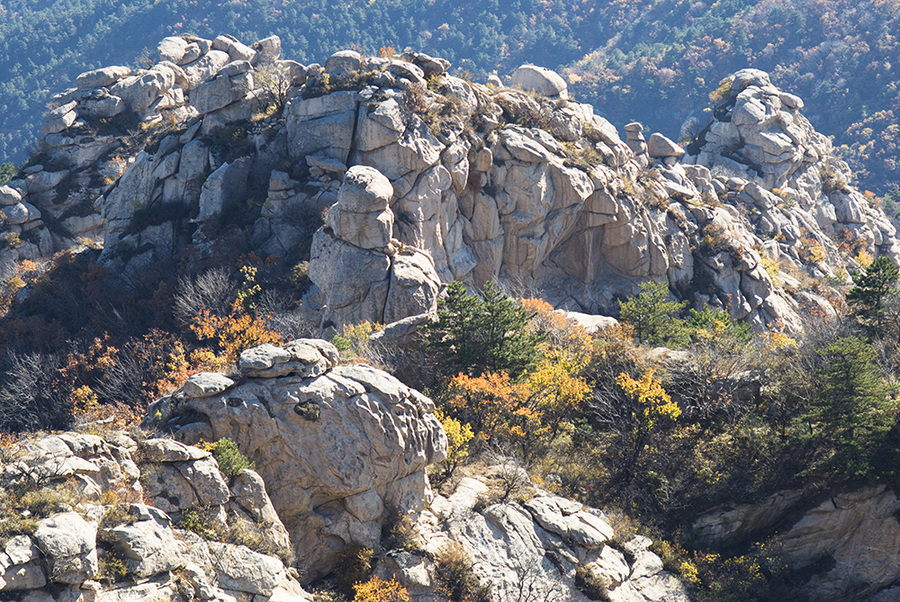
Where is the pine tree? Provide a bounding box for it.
[797,336,896,481]
[617,281,688,346]
[847,255,899,338]
[422,281,543,378]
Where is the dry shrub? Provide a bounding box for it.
[433,542,491,602]
[334,545,374,596]
[354,576,411,602]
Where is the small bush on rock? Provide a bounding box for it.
[206,437,254,477]
[354,576,411,602]
[434,542,491,602]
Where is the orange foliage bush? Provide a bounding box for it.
[354,576,411,602]
[447,371,531,444]
[446,363,590,461]
[190,302,283,364]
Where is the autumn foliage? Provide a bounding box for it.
[354,576,411,602]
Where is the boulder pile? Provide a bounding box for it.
[0,431,310,600]
[377,473,690,602]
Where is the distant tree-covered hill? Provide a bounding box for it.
[1,0,899,194]
[564,0,900,195]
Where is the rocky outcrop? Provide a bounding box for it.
[3,35,899,335]
[377,473,690,602]
[0,431,311,601]
[148,338,449,581]
[687,68,900,290]
[692,485,900,601]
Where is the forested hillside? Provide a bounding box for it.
[564,0,900,196]
[1,0,899,195]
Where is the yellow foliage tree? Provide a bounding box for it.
[436,409,474,480]
[616,368,679,464]
[190,304,283,364]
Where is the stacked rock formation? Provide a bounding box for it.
[307,165,442,328]
[0,431,310,600]
[148,338,449,581]
[686,68,900,285]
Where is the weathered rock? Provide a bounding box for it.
[0,185,22,206]
[212,34,256,62]
[776,486,900,600]
[195,157,251,222]
[384,250,441,323]
[419,477,689,602]
[561,311,618,334]
[33,512,98,584]
[41,109,77,134]
[105,507,184,578]
[511,64,568,97]
[327,166,395,250]
[208,542,286,596]
[182,49,231,89]
[647,133,685,158]
[155,346,447,581]
[157,36,191,64]
[252,35,282,65]
[0,536,46,591]
[324,50,363,77]
[109,71,174,112]
[139,438,209,463]
[285,91,358,164]
[80,94,127,118]
[190,70,254,115]
[181,373,235,399]
[238,339,336,378]
[75,66,132,90]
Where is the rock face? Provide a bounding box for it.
[692,485,900,600]
[0,431,311,601]
[378,474,690,602]
[2,35,898,335]
[148,338,449,581]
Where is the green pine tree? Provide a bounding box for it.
[422,281,543,378]
[796,336,897,481]
[618,281,688,346]
[847,255,900,338]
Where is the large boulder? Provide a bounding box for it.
[150,340,448,581]
[510,64,568,97]
[75,65,132,90]
[33,512,98,584]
